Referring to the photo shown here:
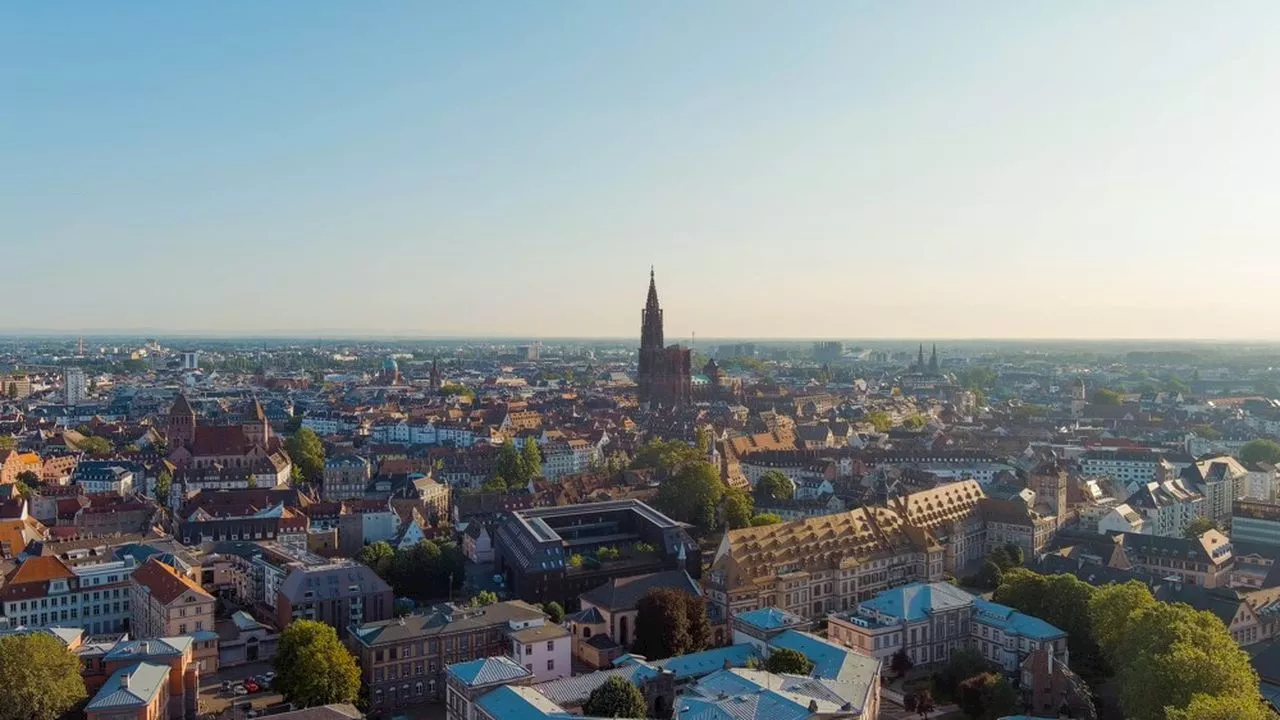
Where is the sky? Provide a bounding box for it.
[4,2,1280,340]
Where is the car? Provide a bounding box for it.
[221,681,233,692]
[244,681,260,694]
[233,687,249,697]
[262,671,276,682]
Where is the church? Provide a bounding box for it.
[636,268,693,408]
[166,394,292,486]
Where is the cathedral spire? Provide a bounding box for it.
[929,344,939,373]
[918,344,925,371]
[641,268,664,350]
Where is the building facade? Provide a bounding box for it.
[636,269,691,409]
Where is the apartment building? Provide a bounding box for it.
[1180,456,1248,529]
[0,554,137,634]
[828,582,1069,673]
[323,456,372,500]
[276,559,393,638]
[351,600,549,712]
[1125,478,1204,538]
[1119,530,1235,589]
[129,558,218,671]
[1233,500,1280,548]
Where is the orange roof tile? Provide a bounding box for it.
[130,557,212,605]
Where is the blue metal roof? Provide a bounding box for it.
[86,662,169,710]
[734,607,805,632]
[104,636,192,660]
[476,686,575,720]
[858,581,974,622]
[972,597,1066,640]
[446,655,532,687]
[655,644,761,680]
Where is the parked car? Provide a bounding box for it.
[233,686,249,697]
[244,681,261,694]
[262,671,276,682]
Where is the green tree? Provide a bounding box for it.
[957,672,1019,720]
[1092,388,1123,406]
[521,437,542,479]
[695,425,712,455]
[723,487,754,529]
[765,647,815,675]
[285,427,325,483]
[1001,542,1024,567]
[357,541,395,577]
[934,647,990,701]
[495,439,524,485]
[971,559,1003,590]
[545,601,565,624]
[481,475,509,493]
[1240,439,1280,465]
[633,588,709,658]
[1183,516,1217,538]
[439,383,475,399]
[154,469,172,504]
[750,513,782,526]
[995,569,1104,678]
[630,438,701,472]
[866,410,893,432]
[78,436,111,455]
[0,436,16,452]
[1190,423,1221,440]
[470,590,498,607]
[1089,581,1157,661]
[903,413,928,431]
[14,470,38,487]
[0,632,88,720]
[1165,693,1273,720]
[581,676,647,719]
[273,620,360,707]
[987,546,1014,571]
[890,648,913,679]
[754,470,794,503]
[654,461,724,532]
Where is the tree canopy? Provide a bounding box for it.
[993,569,1105,678]
[0,632,88,720]
[654,461,724,533]
[765,647,815,675]
[754,470,795,503]
[285,427,325,483]
[357,539,464,602]
[866,410,893,433]
[154,469,172,504]
[750,513,783,526]
[933,647,990,701]
[1092,388,1124,406]
[273,620,361,707]
[630,438,701,473]
[723,487,754,529]
[956,672,1018,720]
[632,588,710,659]
[1183,516,1217,538]
[544,601,565,623]
[1089,581,1266,720]
[1240,438,1280,465]
[582,676,647,718]
[78,436,111,455]
[522,437,542,479]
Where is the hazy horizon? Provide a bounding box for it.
[7,2,1280,339]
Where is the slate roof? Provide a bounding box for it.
[735,607,807,633]
[533,662,659,707]
[352,600,543,647]
[86,661,169,710]
[858,581,973,622]
[104,636,192,660]
[446,655,532,687]
[579,570,702,612]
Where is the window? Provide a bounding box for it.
[546,641,554,652]
[525,644,533,655]
[547,659,555,671]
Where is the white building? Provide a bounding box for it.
[509,622,570,682]
[181,351,200,370]
[1125,479,1204,538]
[1097,503,1146,535]
[64,367,88,405]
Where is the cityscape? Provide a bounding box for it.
[8,3,1280,720]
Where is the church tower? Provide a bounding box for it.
[167,393,197,449]
[242,397,270,446]
[636,268,691,408]
[929,344,939,374]
[917,344,926,372]
[429,357,442,391]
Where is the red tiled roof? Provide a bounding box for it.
[130,557,212,605]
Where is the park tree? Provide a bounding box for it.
[754,470,794,503]
[695,425,712,455]
[971,559,1003,590]
[994,569,1104,678]
[1165,693,1274,720]
[1183,516,1217,538]
[470,590,498,607]
[1000,542,1023,567]
[285,427,325,483]
[78,436,111,455]
[582,676,647,718]
[521,437,542,479]
[357,541,395,576]
[1240,439,1280,465]
[545,601,565,624]
[722,487,754,529]
[956,672,1019,720]
[481,475,509,493]
[750,513,782,526]
[0,632,88,720]
[766,647,815,675]
[1088,581,1156,660]
[273,620,361,707]
[654,461,724,533]
[632,588,709,658]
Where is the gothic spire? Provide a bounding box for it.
[917,343,925,371]
[929,343,939,373]
[641,268,665,350]
[646,265,660,310]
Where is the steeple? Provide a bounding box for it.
[641,267,665,351]
[929,344,939,373]
[917,344,925,371]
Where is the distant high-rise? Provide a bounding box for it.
[636,268,691,408]
[64,367,87,405]
[181,351,200,370]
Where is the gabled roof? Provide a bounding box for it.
[579,570,701,612]
[86,662,169,710]
[130,557,211,605]
[446,655,532,687]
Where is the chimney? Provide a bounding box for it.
[121,673,131,689]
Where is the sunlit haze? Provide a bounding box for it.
[5,2,1280,339]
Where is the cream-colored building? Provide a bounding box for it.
[129,558,218,671]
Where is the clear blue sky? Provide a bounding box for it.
[5,2,1279,339]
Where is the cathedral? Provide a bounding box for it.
[166,394,292,484]
[636,269,692,408]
